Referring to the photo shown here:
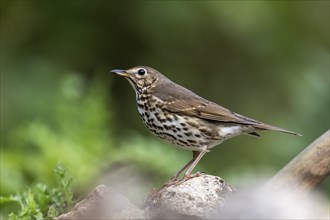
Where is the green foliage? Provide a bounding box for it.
[1,71,112,195]
[1,162,73,220]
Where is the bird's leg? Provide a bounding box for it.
[163,149,208,187]
[181,149,208,181]
[165,149,208,187]
[169,151,200,182]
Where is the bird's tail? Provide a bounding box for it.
[234,112,301,136]
[255,123,302,136]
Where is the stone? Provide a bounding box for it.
[144,173,235,219]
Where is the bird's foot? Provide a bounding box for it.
[169,175,179,182]
[161,177,180,188]
[162,172,203,188]
[178,171,202,183]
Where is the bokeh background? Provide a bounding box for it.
[1,0,329,215]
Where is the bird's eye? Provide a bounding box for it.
[137,69,146,76]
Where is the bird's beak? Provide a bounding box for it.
[110,69,129,77]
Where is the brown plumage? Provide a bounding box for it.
[111,66,300,181]
[153,79,298,135]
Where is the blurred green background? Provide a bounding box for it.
[1,0,329,212]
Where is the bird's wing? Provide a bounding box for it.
[153,81,258,125]
[153,81,300,136]
[164,98,259,125]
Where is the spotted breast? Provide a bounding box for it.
[136,92,248,151]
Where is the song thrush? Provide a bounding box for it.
[111,66,300,180]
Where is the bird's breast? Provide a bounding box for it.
[135,95,226,151]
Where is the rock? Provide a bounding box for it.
[55,174,234,219]
[54,185,145,219]
[144,173,235,219]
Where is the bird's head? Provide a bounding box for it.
[111,66,162,94]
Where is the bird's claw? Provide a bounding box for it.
[162,172,202,188]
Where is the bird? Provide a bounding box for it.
[111,66,300,181]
